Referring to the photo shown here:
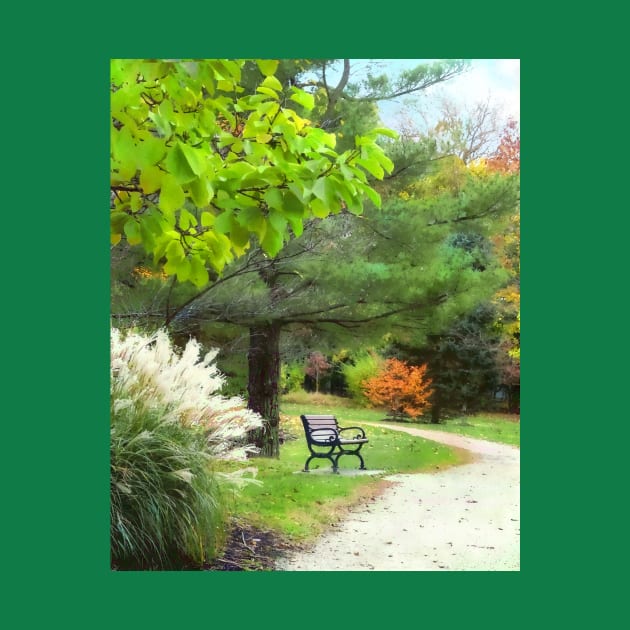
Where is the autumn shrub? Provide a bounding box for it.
[361,358,433,420]
[110,327,262,570]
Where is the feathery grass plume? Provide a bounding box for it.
[110,327,262,458]
[110,327,263,569]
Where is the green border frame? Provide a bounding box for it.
[7,5,569,626]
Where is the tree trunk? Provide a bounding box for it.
[430,391,443,424]
[247,323,281,457]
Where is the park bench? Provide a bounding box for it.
[300,414,369,473]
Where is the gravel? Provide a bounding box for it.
[274,423,520,571]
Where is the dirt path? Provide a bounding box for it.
[274,423,520,571]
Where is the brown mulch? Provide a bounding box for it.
[200,519,305,571]
[112,521,300,571]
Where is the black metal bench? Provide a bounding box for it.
[300,414,369,473]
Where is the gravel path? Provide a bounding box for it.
[274,423,520,571]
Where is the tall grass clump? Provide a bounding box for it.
[110,327,262,570]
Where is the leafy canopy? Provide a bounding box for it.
[111,59,396,287]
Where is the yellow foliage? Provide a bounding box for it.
[467,158,490,178]
[133,265,168,280]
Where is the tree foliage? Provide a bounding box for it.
[488,119,520,397]
[362,358,433,419]
[395,303,505,421]
[111,59,518,456]
[487,119,520,174]
[111,59,395,286]
[341,350,384,405]
[304,351,332,393]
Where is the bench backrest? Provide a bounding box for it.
[300,414,340,445]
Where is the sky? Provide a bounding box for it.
[347,59,520,131]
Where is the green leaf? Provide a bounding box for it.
[189,256,209,287]
[268,210,287,234]
[165,143,197,184]
[287,215,304,237]
[290,88,314,111]
[357,182,382,208]
[112,127,138,171]
[312,178,335,206]
[110,210,128,234]
[256,59,279,77]
[136,135,165,168]
[160,174,185,213]
[217,79,235,92]
[178,142,207,176]
[256,86,279,98]
[339,162,367,184]
[221,161,256,178]
[375,151,394,174]
[236,207,265,237]
[282,190,305,217]
[260,224,283,257]
[371,127,399,139]
[129,192,143,213]
[138,219,156,250]
[165,239,185,263]
[214,210,233,234]
[261,75,283,91]
[123,218,141,245]
[179,208,197,231]
[264,188,283,211]
[310,198,329,218]
[140,165,163,194]
[201,211,215,227]
[306,127,336,149]
[189,176,213,207]
[355,157,384,179]
[229,218,250,249]
[175,258,191,282]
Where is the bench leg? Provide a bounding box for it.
[334,451,366,470]
[304,454,337,472]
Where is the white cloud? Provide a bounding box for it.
[377,59,520,129]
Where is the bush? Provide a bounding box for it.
[280,362,306,394]
[341,351,384,405]
[362,358,433,420]
[111,406,225,569]
[110,328,262,569]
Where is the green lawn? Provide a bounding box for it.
[217,394,519,547]
[382,414,520,447]
[281,394,520,447]
[220,419,465,541]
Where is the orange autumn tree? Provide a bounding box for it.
[362,358,433,420]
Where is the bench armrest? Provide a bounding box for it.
[338,425,366,440]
